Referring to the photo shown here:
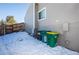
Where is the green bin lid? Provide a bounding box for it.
[47,32,59,34]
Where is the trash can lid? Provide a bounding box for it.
[47,32,59,34]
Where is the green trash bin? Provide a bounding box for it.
[47,32,59,47]
[38,31,51,43]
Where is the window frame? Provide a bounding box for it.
[38,7,46,21]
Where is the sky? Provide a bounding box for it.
[0,3,30,23]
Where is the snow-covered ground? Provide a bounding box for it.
[0,32,79,55]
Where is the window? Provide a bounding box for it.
[38,7,46,21]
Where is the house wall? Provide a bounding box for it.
[37,3,79,52]
[24,4,35,34]
[34,3,39,35]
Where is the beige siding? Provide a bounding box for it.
[37,3,79,52]
[24,4,34,34]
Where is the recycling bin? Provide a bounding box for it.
[37,30,51,43]
[47,32,59,47]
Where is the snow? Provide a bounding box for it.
[0,32,79,55]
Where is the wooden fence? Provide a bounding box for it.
[0,23,25,35]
